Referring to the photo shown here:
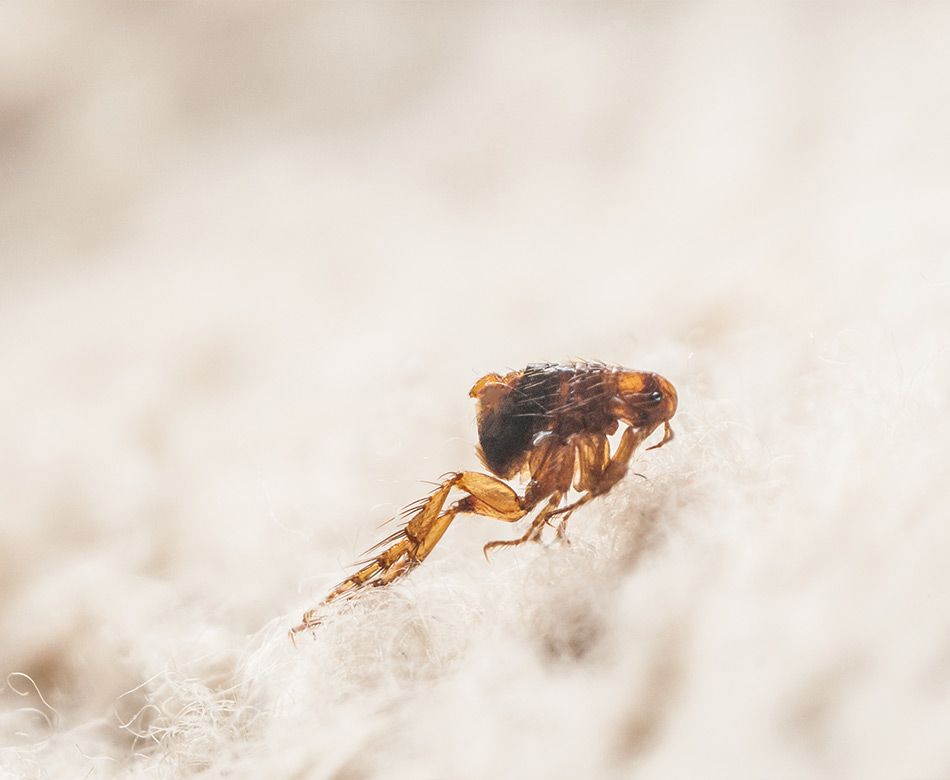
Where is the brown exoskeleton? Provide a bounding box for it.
[292,362,677,636]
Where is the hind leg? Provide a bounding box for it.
[292,471,540,635]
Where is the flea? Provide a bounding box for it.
[292,362,677,635]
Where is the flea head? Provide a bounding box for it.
[615,371,678,440]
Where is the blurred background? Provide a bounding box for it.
[1,3,948,778]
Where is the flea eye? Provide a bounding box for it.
[650,391,663,404]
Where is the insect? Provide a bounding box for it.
[292,362,677,636]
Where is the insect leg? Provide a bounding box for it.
[482,439,575,555]
[548,433,609,540]
[594,424,652,494]
[292,542,411,634]
[482,492,564,558]
[573,434,610,492]
[290,480,456,636]
[412,468,552,559]
[550,425,652,538]
[292,471,532,635]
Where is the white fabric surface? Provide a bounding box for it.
[1,4,948,778]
